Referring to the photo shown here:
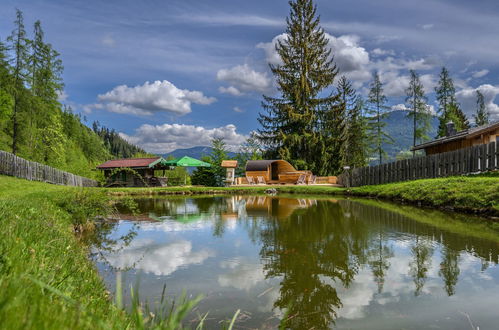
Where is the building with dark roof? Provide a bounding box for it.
[412,121,499,155]
[96,157,169,187]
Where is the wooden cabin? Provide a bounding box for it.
[413,121,499,155]
[244,159,307,184]
[96,157,169,187]
[233,159,338,185]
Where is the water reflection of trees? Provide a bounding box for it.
[118,196,499,328]
[243,197,498,328]
[257,200,369,328]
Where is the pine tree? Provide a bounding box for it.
[337,76,367,168]
[405,70,431,156]
[473,90,489,126]
[257,0,339,175]
[366,72,391,165]
[209,137,228,187]
[6,9,29,154]
[435,67,456,137]
[447,102,470,132]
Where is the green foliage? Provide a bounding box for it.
[435,67,470,137]
[235,134,263,177]
[366,72,392,164]
[92,121,146,158]
[191,156,217,186]
[350,176,499,215]
[0,11,144,181]
[405,70,432,152]
[0,175,212,329]
[474,90,489,126]
[257,0,341,175]
[337,77,369,168]
[210,137,228,186]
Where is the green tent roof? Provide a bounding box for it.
[164,156,211,167]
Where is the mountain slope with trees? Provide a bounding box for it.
[0,10,145,179]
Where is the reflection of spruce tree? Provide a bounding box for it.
[259,200,368,329]
[438,247,460,296]
[367,230,393,294]
[409,236,434,296]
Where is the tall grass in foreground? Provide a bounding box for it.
[0,175,240,329]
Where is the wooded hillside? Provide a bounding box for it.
[0,10,145,179]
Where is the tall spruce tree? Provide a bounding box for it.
[6,9,29,154]
[435,67,456,137]
[366,72,391,165]
[434,67,470,136]
[257,0,339,175]
[337,76,367,168]
[473,90,489,126]
[405,70,431,156]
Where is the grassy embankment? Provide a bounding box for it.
[0,175,219,329]
[347,176,499,216]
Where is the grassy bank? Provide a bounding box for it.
[0,176,130,329]
[0,175,215,329]
[348,176,499,216]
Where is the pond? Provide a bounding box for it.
[93,195,499,329]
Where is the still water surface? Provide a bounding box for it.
[93,196,499,329]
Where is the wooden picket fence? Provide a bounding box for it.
[339,142,498,187]
[0,150,98,187]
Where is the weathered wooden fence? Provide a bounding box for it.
[339,142,498,187]
[0,150,98,187]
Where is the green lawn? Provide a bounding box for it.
[348,176,499,215]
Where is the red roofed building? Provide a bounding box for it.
[96,157,169,187]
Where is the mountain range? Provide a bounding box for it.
[162,110,439,162]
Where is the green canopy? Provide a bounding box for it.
[164,156,211,167]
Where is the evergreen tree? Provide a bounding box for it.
[366,72,391,165]
[190,157,217,187]
[337,76,367,168]
[435,67,456,137]
[209,137,228,186]
[235,133,263,177]
[434,67,470,136]
[6,9,29,154]
[447,102,470,132]
[405,70,431,156]
[473,90,489,126]
[257,0,339,175]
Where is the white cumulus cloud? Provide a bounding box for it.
[455,84,499,121]
[120,123,248,154]
[217,64,272,95]
[257,33,371,84]
[97,80,216,116]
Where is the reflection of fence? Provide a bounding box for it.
[0,150,98,187]
[339,142,498,187]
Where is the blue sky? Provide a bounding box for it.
[1,0,499,153]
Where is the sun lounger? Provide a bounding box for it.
[296,174,306,185]
[246,176,256,185]
[308,175,316,185]
[257,176,266,185]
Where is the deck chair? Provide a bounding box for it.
[246,176,256,185]
[257,176,267,185]
[296,174,306,185]
[307,175,317,185]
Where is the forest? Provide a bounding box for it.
[0,10,145,179]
